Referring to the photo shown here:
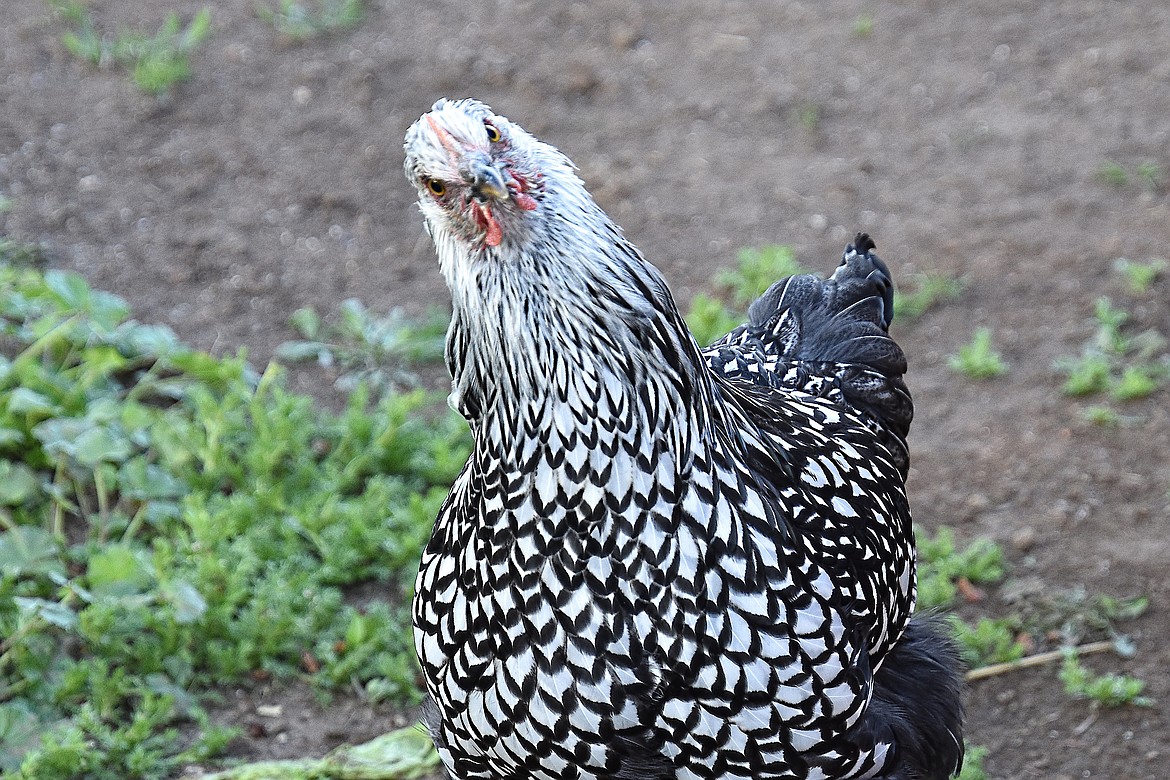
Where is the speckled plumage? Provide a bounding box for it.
[404,99,964,780]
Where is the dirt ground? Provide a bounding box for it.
[2,0,1169,777]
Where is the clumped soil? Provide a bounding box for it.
[2,1,1168,778]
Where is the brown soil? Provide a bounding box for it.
[2,1,1168,778]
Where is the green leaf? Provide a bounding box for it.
[0,460,41,505]
[87,291,131,332]
[274,340,332,363]
[86,545,152,596]
[118,321,182,357]
[162,579,207,624]
[0,526,62,577]
[72,425,133,466]
[31,417,91,458]
[0,701,45,773]
[14,596,78,630]
[5,387,58,417]
[118,457,184,500]
[43,269,91,310]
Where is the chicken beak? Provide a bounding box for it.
[464,157,510,202]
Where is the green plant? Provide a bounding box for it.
[275,300,448,396]
[955,744,990,780]
[947,327,1008,379]
[258,0,365,41]
[916,527,1006,610]
[1060,650,1152,707]
[50,2,212,95]
[0,246,468,776]
[1113,257,1166,295]
[684,244,806,346]
[893,272,964,320]
[949,616,1027,669]
[1057,352,1112,396]
[852,13,875,38]
[1110,364,1160,401]
[1137,162,1163,191]
[1097,162,1129,188]
[719,245,807,307]
[1079,403,1121,426]
[796,103,820,133]
[1056,295,1168,407]
[685,293,745,348]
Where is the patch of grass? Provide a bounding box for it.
[1079,403,1122,426]
[947,327,1008,379]
[276,300,448,396]
[1060,650,1152,707]
[258,0,365,41]
[0,243,469,776]
[893,271,964,320]
[50,1,212,95]
[1113,257,1166,295]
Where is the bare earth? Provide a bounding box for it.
[2,1,1168,778]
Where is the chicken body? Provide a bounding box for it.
[404,99,963,780]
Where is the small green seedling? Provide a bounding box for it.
[258,0,365,41]
[956,744,990,780]
[1110,364,1161,401]
[51,2,212,94]
[894,272,964,320]
[1097,162,1129,188]
[685,244,807,346]
[949,616,1027,669]
[1137,162,1163,191]
[916,527,1005,610]
[1114,257,1166,295]
[1060,650,1152,707]
[719,245,807,307]
[685,293,745,348]
[948,327,1008,379]
[1057,352,1112,396]
[852,13,875,38]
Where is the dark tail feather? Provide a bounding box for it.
[859,616,967,779]
[737,233,914,473]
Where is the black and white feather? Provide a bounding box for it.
[404,98,964,780]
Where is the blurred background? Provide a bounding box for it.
[1,1,1167,778]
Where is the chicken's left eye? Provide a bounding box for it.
[426,178,447,196]
[484,122,502,143]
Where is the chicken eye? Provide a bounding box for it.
[484,122,502,143]
[425,178,447,196]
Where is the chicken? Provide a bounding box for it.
[404,98,964,780]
